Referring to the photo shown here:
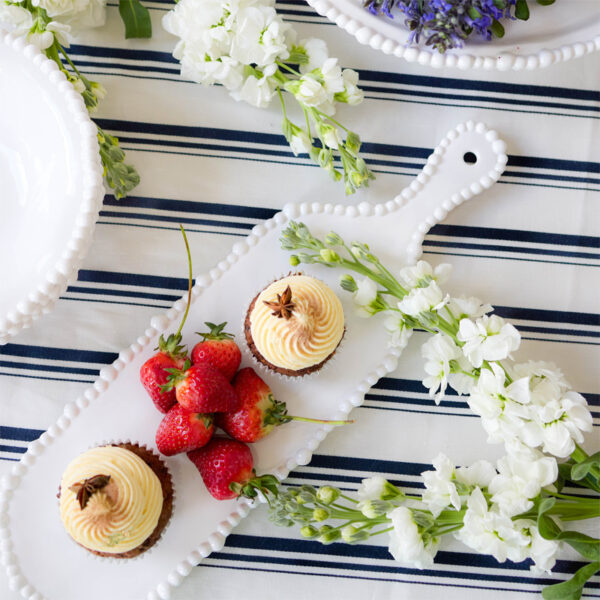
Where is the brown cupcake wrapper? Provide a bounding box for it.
[241,272,346,380]
[57,440,175,562]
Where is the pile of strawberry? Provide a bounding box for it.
[140,322,292,501]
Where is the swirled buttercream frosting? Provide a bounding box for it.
[59,446,164,554]
[248,275,344,373]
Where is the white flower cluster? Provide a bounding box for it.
[0,0,106,49]
[367,448,560,574]
[162,0,362,113]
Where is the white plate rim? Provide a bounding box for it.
[306,0,600,70]
[0,32,105,345]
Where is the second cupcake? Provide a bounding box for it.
[244,274,345,377]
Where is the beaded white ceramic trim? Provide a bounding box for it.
[307,0,600,70]
[0,32,105,345]
[0,121,507,600]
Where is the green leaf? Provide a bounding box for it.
[490,19,505,38]
[553,532,600,563]
[118,0,152,39]
[536,0,556,5]
[571,452,600,481]
[542,561,600,600]
[515,0,530,20]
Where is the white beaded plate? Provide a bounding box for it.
[307,0,600,70]
[0,32,104,345]
[0,122,507,600]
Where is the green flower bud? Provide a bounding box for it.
[300,525,319,538]
[289,255,301,267]
[325,231,344,246]
[340,274,358,293]
[319,248,340,263]
[341,526,370,544]
[297,491,316,505]
[316,486,340,505]
[318,525,341,544]
[300,485,317,495]
[358,499,392,519]
[297,252,316,264]
[345,132,361,155]
[313,507,330,522]
[381,480,405,501]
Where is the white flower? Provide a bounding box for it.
[457,314,520,368]
[447,296,493,320]
[421,333,462,403]
[383,314,412,349]
[456,487,530,563]
[352,277,378,318]
[180,51,244,90]
[400,261,452,288]
[397,281,447,316]
[35,0,106,31]
[319,57,344,95]
[533,391,593,457]
[488,450,557,517]
[388,506,439,569]
[512,361,569,391]
[0,4,32,36]
[46,20,70,45]
[422,453,460,517]
[229,5,291,66]
[299,37,328,72]
[447,355,477,396]
[288,129,312,155]
[294,74,333,113]
[337,69,363,105]
[28,28,55,49]
[317,122,342,150]
[232,68,276,108]
[528,523,559,574]
[468,364,532,445]
[357,476,387,501]
[454,460,496,488]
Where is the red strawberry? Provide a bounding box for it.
[140,334,188,413]
[187,437,279,501]
[164,363,240,413]
[191,322,241,381]
[156,404,214,456]
[217,368,352,443]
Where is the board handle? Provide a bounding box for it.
[392,121,508,263]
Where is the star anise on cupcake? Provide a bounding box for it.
[69,474,111,510]
[263,286,295,319]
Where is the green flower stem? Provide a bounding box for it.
[573,444,600,480]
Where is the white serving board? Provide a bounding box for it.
[0,121,507,600]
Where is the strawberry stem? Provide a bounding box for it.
[176,224,193,338]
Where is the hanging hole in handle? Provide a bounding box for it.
[463,151,477,164]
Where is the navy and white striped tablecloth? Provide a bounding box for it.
[1,2,599,599]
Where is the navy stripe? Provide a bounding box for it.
[424,240,599,260]
[494,306,600,327]
[67,44,600,103]
[0,361,100,376]
[99,210,257,229]
[361,84,600,113]
[0,444,26,454]
[0,343,118,364]
[66,285,181,302]
[102,195,278,220]
[0,425,43,442]
[77,268,190,289]
[428,224,600,249]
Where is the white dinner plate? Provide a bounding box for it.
[306,0,600,70]
[0,32,104,344]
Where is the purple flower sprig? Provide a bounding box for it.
[364,0,556,53]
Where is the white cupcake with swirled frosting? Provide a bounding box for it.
[58,443,173,558]
[244,274,345,376]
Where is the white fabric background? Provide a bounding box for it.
[1,2,599,599]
